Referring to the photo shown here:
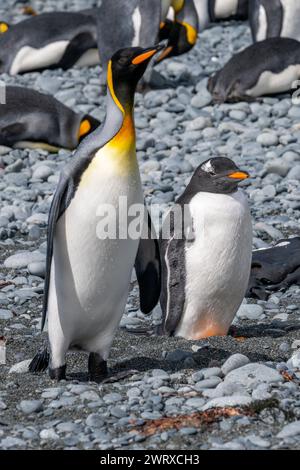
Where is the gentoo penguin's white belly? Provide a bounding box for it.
[48,151,143,364]
[10,41,69,74]
[281,1,300,41]
[176,190,252,340]
[74,48,100,67]
[214,0,239,18]
[256,4,267,42]
[247,65,300,97]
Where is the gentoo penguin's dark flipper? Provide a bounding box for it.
[247,237,300,300]
[135,210,161,314]
[159,204,194,336]
[28,348,49,373]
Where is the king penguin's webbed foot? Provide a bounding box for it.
[49,364,67,381]
[88,352,108,383]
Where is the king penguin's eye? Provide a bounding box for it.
[118,57,128,66]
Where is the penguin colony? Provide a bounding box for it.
[0,0,298,380]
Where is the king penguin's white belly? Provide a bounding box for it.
[256,4,267,42]
[214,0,239,18]
[48,151,143,359]
[247,64,300,97]
[10,41,69,74]
[176,190,252,340]
[74,48,100,67]
[281,0,300,41]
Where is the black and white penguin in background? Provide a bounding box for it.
[157,157,252,340]
[29,45,162,381]
[249,0,300,43]
[193,0,249,29]
[0,10,99,75]
[0,86,100,151]
[208,37,300,102]
[96,0,199,85]
[248,237,300,300]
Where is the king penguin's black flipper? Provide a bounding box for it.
[28,348,50,373]
[135,209,161,314]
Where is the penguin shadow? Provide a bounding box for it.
[228,320,300,339]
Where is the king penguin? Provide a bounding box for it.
[208,37,300,102]
[158,157,252,340]
[96,0,198,85]
[29,45,162,381]
[156,0,199,63]
[0,86,100,151]
[192,0,248,27]
[0,10,99,75]
[249,0,300,43]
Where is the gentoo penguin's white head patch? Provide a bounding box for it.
[201,159,215,174]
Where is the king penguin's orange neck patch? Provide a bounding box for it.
[0,22,8,33]
[78,119,91,140]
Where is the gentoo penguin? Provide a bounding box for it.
[158,157,252,340]
[208,37,300,103]
[29,45,162,381]
[96,0,198,84]
[0,86,100,151]
[248,237,300,300]
[0,10,99,75]
[249,0,300,43]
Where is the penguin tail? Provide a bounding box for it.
[28,348,50,373]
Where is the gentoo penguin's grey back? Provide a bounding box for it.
[0,11,98,74]
[159,157,252,340]
[208,37,300,102]
[249,0,300,42]
[0,86,100,150]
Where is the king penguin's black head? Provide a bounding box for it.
[155,21,197,63]
[107,45,164,112]
[190,157,249,194]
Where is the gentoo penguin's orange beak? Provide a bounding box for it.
[228,171,249,180]
[132,45,165,65]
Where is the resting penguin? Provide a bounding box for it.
[208,37,300,103]
[96,0,198,85]
[29,45,162,381]
[0,10,99,75]
[0,86,100,151]
[158,157,252,340]
[247,237,300,300]
[249,0,300,43]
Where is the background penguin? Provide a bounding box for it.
[208,37,300,103]
[158,157,252,340]
[0,86,100,151]
[96,0,198,85]
[247,237,300,300]
[0,10,99,75]
[193,0,248,27]
[249,0,300,43]
[156,0,199,63]
[29,45,162,381]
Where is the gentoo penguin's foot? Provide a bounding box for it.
[88,353,108,382]
[49,365,66,381]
